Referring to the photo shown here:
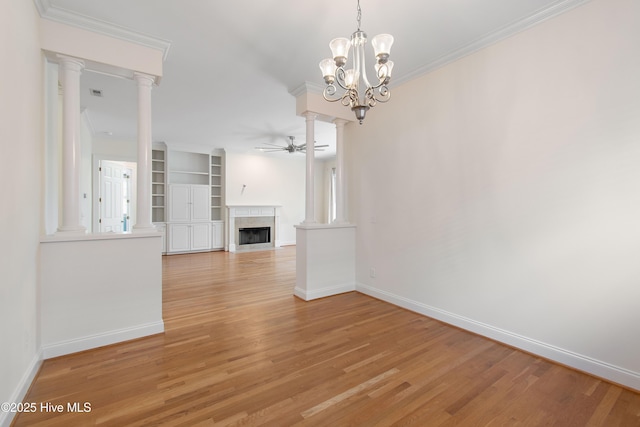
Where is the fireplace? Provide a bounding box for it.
[239,227,271,245]
[227,205,281,252]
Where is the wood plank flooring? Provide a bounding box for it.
[13,246,640,426]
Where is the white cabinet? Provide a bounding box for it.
[168,184,210,222]
[167,184,211,253]
[168,223,211,253]
[192,223,212,251]
[211,221,224,249]
[159,149,226,255]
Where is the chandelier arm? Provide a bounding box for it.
[366,63,391,90]
[376,85,391,102]
[323,84,343,103]
[333,67,351,92]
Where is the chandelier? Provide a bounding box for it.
[319,0,394,124]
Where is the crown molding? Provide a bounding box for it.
[392,0,593,87]
[33,0,171,61]
[289,81,325,97]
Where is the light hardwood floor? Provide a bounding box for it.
[13,246,640,426]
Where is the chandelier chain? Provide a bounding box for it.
[356,0,362,30]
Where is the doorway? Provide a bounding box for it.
[95,159,137,232]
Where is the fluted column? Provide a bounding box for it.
[333,119,348,224]
[303,112,318,224]
[57,55,86,234]
[132,72,156,232]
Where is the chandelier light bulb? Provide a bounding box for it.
[371,34,394,63]
[330,38,351,66]
[319,58,337,84]
[344,69,359,89]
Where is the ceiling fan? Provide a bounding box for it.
[256,136,329,154]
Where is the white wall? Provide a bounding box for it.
[225,151,306,245]
[348,0,640,389]
[0,1,43,425]
[93,135,137,160]
[40,234,164,358]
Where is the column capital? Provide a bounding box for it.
[333,118,349,127]
[56,55,85,72]
[303,111,318,121]
[133,72,155,87]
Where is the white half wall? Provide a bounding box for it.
[295,224,356,300]
[347,0,640,390]
[40,233,164,358]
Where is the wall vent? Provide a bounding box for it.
[89,88,103,97]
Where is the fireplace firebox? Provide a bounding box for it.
[239,227,271,245]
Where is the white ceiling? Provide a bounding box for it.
[42,0,587,158]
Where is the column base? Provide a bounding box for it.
[56,225,87,234]
[132,224,157,233]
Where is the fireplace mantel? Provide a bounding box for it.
[226,205,281,252]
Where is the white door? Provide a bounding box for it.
[211,222,223,249]
[191,185,210,221]
[169,184,191,222]
[191,223,211,251]
[168,223,191,252]
[99,161,127,232]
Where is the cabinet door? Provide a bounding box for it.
[191,185,210,221]
[211,222,224,249]
[168,184,191,222]
[191,223,211,251]
[168,223,191,252]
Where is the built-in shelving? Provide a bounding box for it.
[211,154,223,221]
[153,148,225,253]
[151,149,166,223]
[169,151,209,185]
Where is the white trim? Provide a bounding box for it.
[41,321,164,359]
[0,353,42,427]
[294,283,355,301]
[356,282,640,392]
[393,0,593,87]
[289,81,324,97]
[33,0,171,60]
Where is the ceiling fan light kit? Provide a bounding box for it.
[319,0,394,124]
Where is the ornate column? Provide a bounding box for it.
[333,119,348,224]
[57,55,86,234]
[132,72,156,232]
[303,112,318,224]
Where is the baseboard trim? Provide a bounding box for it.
[42,320,165,359]
[357,282,640,391]
[294,283,355,301]
[0,352,42,427]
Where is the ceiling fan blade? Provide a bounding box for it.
[263,142,286,148]
[256,147,287,152]
[314,144,329,148]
